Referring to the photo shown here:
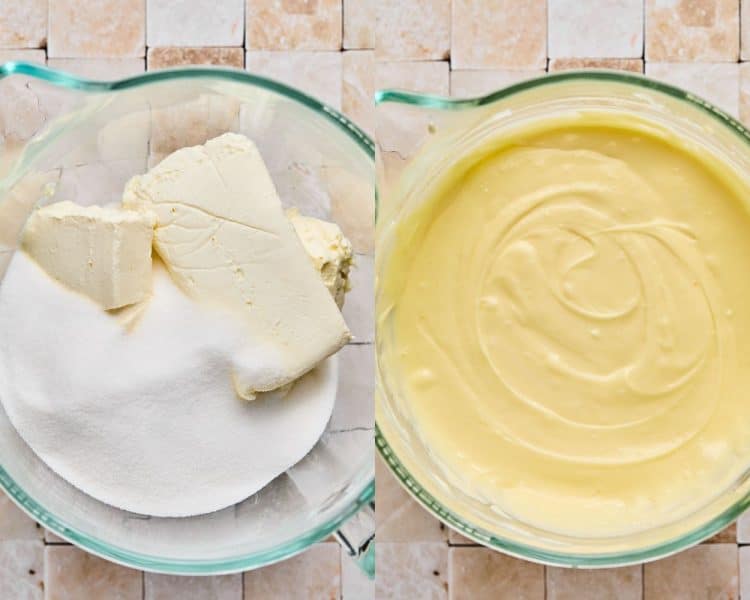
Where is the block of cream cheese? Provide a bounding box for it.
[21,201,155,310]
[287,208,353,308]
[122,132,351,400]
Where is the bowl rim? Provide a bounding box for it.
[0,62,375,575]
[374,69,750,568]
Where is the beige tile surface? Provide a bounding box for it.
[548,0,643,58]
[451,0,547,69]
[342,253,374,344]
[147,0,244,47]
[324,163,374,253]
[643,544,738,600]
[0,495,42,541]
[0,0,46,49]
[46,58,146,79]
[645,0,739,61]
[450,69,545,98]
[548,58,644,72]
[376,0,450,61]
[246,0,342,51]
[0,49,46,64]
[44,545,142,600]
[740,546,750,599]
[375,60,449,155]
[341,551,374,600]
[246,51,343,109]
[546,565,642,600]
[706,523,737,544]
[243,543,340,599]
[344,0,375,49]
[738,62,750,127]
[144,573,242,599]
[645,61,740,117]
[48,0,146,58]
[449,547,545,600]
[0,51,50,144]
[377,543,449,600]
[343,50,375,136]
[448,529,476,545]
[0,540,43,600]
[150,94,240,154]
[743,0,750,59]
[147,47,244,70]
[376,455,447,543]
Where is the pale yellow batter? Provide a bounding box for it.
[380,114,750,536]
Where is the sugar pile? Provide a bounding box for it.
[0,251,337,517]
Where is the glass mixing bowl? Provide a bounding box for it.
[0,63,374,575]
[375,71,750,567]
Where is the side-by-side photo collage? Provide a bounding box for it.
[1,1,750,598]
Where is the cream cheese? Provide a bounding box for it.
[286,207,353,308]
[123,133,351,400]
[21,201,155,310]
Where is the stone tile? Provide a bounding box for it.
[243,543,340,599]
[341,550,374,599]
[0,50,48,146]
[738,63,750,129]
[705,522,737,543]
[743,0,750,59]
[0,540,43,600]
[376,455,446,542]
[46,58,145,79]
[0,494,42,540]
[0,49,46,65]
[452,0,546,69]
[324,163,374,254]
[548,0,643,59]
[449,547,544,600]
[329,343,374,431]
[150,94,240,155]
[45,546,142,600]
[246,0,342,51]
[375,61,450,95]
[547,565,642,600]
[0,0,46,49]
[645,0,739,62]
[643,544,738,600]
[737,507,750,543]
[43,530,67,544]
[375,61,449,158]
[740,547,750,599]
[147,47,244,70]
[376,543,448,600]
[448,528,478,545]
[147,0,243,47]
[343,50,374,136]
[375,0,450,61]
[145,573,242,599]
[48,0,145,58]
[450,69,545,98]
[645,62,739,118]
[342,253,374,344]
[344,0,374,49]
[246,51,343,109]
[549,58,644,73]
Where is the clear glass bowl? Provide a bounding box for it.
[0,63,374,575]
[375,71,750,567]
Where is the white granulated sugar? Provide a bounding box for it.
[0,251,337,517]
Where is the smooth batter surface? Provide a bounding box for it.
[381,115,750,536]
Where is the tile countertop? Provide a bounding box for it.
[1,0,750,598]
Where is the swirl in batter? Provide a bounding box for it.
[381,119,750,536]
